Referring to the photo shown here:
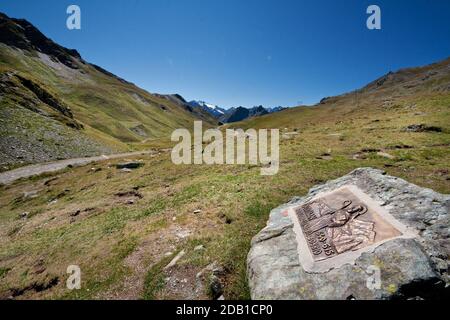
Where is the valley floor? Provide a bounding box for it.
[0,95,449,300]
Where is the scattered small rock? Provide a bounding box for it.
[116,161,144,169]
[69,210,81,217]
[175,230,191,239]
[434,169,448,176]
[377,151,395,159]
[383,163,397,168]
[403,124,442,133]
[164,250,186,270]
[352,153,366,160]
[209,274,224,300]
[19,212,29,219]
[43,177,58,186]
[196,261,220,279]
[282,132,299,140]
[193,209,201,214]
[361,148,381,153]
[32,258,46,275]
[316,153,333,160]
[115,190,143,199]
[194,245,205,251]
[23,190,39,200]
[387,144,413,150]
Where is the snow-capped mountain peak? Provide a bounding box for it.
[188,100,286,123]
[188,100,226,117]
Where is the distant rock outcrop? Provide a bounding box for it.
[220,106,249,123]
[0,12,81,69]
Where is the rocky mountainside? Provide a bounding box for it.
[218,105,273,123]
[0,12,215,170]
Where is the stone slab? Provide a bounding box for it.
[247,168,449,300]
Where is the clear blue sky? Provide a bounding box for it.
[1,0,449,108]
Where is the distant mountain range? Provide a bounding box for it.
[187,100,286,123]
[187,100,227,118]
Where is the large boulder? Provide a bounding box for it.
[247,168,449,299]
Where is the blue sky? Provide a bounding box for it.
[1,0,449,108]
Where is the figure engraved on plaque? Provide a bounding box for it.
[289,186,408,271]
[293,187,400,262]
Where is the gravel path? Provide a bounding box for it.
[0,151,153,185]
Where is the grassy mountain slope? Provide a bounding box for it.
[0,13,215,170]
[231,56,450,131]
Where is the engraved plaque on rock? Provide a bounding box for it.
[288,185,412,272]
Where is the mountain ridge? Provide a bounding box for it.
[0,12,215,170]
[229,56,450,130]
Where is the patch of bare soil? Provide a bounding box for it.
[98,229,177,300]
[98,208,223,300]
[158,265,208,300]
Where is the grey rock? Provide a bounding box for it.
[23,190,39,199]
[209,274,224,299]
[376,151,395,159]
[247,168,449,300]
[19,212,29,219]
[164,250,186,270]
[115,161,144,169]
[196,261,219,279]
[403,124,442,133]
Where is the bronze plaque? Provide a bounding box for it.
[292,186,402,263]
